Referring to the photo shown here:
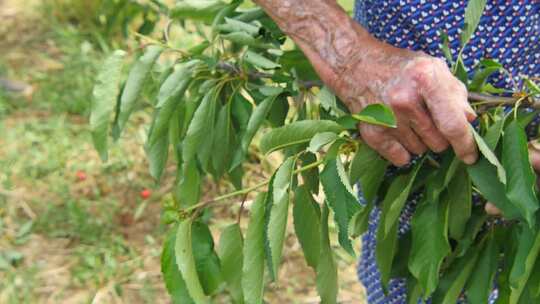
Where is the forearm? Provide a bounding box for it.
[253,0,411,110]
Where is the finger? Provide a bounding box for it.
[485,203,502,216]
[528,143,540,172]
[407,103,450,152]
[359,123,411,166]
[391,115,427,155]
[418,69,478,164]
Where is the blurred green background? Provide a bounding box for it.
[0,0,362,303]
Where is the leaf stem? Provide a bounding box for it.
[183,158,325,213]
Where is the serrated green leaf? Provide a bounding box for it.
[432,240,480,304]
[90,50,126,161]
[467,158,520,219]
[212,103,234,179]
[446,166,472,240]
[376,207,399,290]
[183,88,218,163]
[484,114,505,150]
[221,32,273,49]
[381,160,423,236]
[299,152,319,195]
[244,50,280,69]
[175,219,209,304]
[242,192,266,304]
[320,158,361,255]
[465,234,499,304]
[471,126,506,184]
[408,195,451,298]
[318,86,345,117]
[171,0,228,23]
[316,203,338,304]
[260,120,344,154]
[509,225,540,304]
[231,94,277,170]
[147,129,169,180]
[307,132,339,153]
[156,61,198,108]
[503,120,539,227]
[350,202,373,238]
[224,17,260,35]
[293,185,321,270]
[191,222,223,295]
[116,45,163,134]
[349,144,388,204]
[218,224,244,304]
[461,0,487,46]
[352,103,396,128]
[266,157,295,280]
[162,227,195,304]
[453,207,488,257]
[175,161,201,208]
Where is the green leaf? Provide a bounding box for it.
[147,129,169,180]
[471,126,506,184]
[266,94,289,127]
[212,103,234,179]
[376,207,400,290]
[156,61,198,108]
[191,222,223,295]
[293,185,321,270]
[260,120,344,154]
[318,86,345,117]
[183,88,218,163]
[231,94,277,170]
[218,224,244,304]
[381,160,423,236]
[467,158,520,219]
[279,49,319,81]
[175,219,209,304]
[461,0,487,46]
[351,103,397,128]
[175,161,201,208]
[320,158,361,255]
[431,241,480,304]
[116,45,163,134]
[509,226,540,304]
[453,207,488,257]
[465,234,499,304]
[446,166,472,240]
[503,120,539,227]
[307,132,339,153]
[224,17,260,35]
[469,64,502,91]
[221,32,274,49]
[408,195,451,298]
[266,157,295,280]
[171,0,228,23]
[349,144,388,204]
[244,50,281,69]
[299,152,319,195]
[316,203,338,304]
[90,50,126,161]
[483,114,505,150]
[242,192,266,304]
[350,202,373,238]
[161,227,195,304]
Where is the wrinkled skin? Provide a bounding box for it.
[486,143,540,216]
[253,0,478,166]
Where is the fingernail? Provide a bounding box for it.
[463,153,477,165]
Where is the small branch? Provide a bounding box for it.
[183,158,325,213]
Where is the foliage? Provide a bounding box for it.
[90,0,540,303]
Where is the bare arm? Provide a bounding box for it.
[254,0,478,166]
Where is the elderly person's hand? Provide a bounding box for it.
[485,142,540,215]
[253,0,478,166]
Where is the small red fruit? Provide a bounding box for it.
[76,171,87,181]
[140,189,151,199]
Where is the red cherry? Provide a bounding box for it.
[140,189,151,199]
[76,171,87,181]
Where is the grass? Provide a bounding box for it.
[0,0,365,303]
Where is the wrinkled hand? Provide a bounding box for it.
[331,49,478,166]
[485,142,540,215]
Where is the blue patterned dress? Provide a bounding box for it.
[353,1,540,303]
